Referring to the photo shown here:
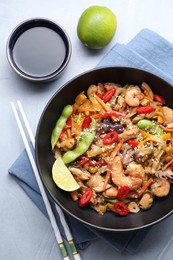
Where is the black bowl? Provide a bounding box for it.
[35,66,173,231]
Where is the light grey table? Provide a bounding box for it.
[1,1,173,259]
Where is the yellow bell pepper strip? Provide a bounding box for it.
[161,133,171,141]
[77,99,96,114]
[75,91,87,106]
[138,136,167,151]
[78,107,96,113]
[157,106,163,124]
[107,203,116,212]
[62,119,96,164]
[51,104,73,150]
[89,96,104,112]
[139,130,171,142]
[139,129,152,138]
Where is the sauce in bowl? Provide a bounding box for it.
[6,18,72,82]
[13,27,66,77]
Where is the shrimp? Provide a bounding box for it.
[86,174,111,192]
[162,106,173,128]
[111,155,145,190]
[103,186,118,198]
[151,178,170,197]
[125,87,143,107]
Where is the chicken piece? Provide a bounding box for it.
[119,125,139,141]
[69,166,91,180]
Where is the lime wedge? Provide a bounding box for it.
[52,157,80,191]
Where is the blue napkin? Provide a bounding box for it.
[9,29,173,253]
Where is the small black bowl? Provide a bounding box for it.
[6,18,72,82]
[35,66,173,231]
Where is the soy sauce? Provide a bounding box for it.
[13,26,66,77]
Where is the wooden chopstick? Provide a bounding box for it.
[11,101,82,260]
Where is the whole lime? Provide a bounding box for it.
[77,5,117,49]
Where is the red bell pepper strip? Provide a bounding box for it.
[103,131,118,145]
[102,88,116,103]
[136,106,155,114]
[89,160,106,166]
[154,94,165,104]
[96,93,103,99]
[77,156,90,167]
[117,186,130,200]
[59,113,74,138]
[82,116,92,129]
[64,116,72,129]
[127,139,139,148]
[100,111,126,118]
[114,202,129,216]
[59,129,65,139]
[79,189,93,207]
[64,105,76,129]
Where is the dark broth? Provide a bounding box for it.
[13,26,66,77]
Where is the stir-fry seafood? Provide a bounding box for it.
[51,81,173,216]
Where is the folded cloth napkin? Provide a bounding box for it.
[9,28,173,253]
